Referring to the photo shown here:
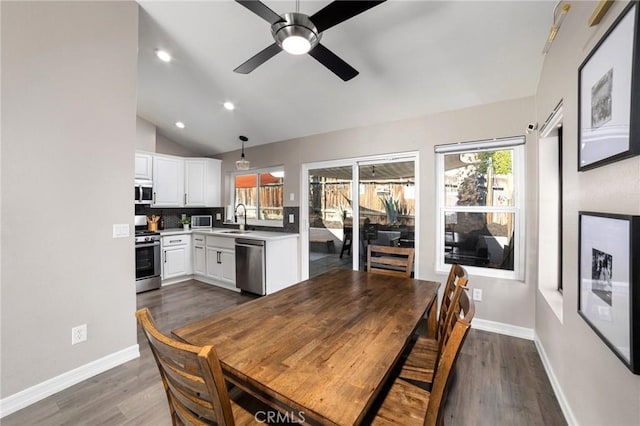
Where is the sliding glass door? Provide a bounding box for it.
[301,152,418,279]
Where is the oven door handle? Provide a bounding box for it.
[136,242,160,248]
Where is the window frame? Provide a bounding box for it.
[435,137,526,281]
[230,165,285,227]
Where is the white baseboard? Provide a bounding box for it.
[0,344,139,418]
[534,333,577,426]
[472,318,535,340]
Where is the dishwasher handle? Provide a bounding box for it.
[235,238,265,247]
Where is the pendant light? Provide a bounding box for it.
[235,135,250,170]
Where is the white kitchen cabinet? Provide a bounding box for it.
[135,152,153,180]
[153,155,184,207]
[205,236,235,285]
[185,158,221,207]
[162,234,191,280]
[206,247,235,284]
[193,235,206,275]
[163,246,187,279]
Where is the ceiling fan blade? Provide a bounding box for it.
[310,1,386,33]
[234,43,282,74]
[308,44,358,81]
[236,0,284,25]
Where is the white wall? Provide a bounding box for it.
[217,97,538,329]
[534,1,640,424]
[1,1,138,399]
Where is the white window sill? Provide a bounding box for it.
[436,263,524,282]
[538,287,563,324]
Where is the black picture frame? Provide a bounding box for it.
[578,212,640,374]
[578,2,640,171]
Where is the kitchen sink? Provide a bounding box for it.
[219,230,252,234]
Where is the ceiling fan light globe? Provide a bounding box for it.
[282,36,311,55]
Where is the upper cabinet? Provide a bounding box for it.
[185,159,221,207]
[153,155,184,207]
[148,153,221,208]
[134,152,153,180]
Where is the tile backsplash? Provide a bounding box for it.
[135,205,299,233]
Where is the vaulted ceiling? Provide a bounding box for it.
[137,1,555,156]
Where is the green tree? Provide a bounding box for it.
[476,150,512,175]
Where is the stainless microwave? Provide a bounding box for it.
[191,215,213,228]
[135,180,153,204]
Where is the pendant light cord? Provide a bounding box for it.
[296,0,300,13]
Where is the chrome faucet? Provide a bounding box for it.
[234,203,247,229]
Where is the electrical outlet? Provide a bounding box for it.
[472,288,483,302]
[215,213,221,220]
[289,214,295,223]
[290,193,295,201]
[71,324,87,345]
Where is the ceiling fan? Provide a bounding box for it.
[234,0,386,81]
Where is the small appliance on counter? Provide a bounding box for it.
[191,215,213,228]
[134,215,161,293]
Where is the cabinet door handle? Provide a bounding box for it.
[217,251,221,264]
[153,192,156,204]
[163,250,167,263]
[184,193,187,205]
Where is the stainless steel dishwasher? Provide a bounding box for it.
[235,238,266,295]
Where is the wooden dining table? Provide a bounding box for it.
[172,268,439,425]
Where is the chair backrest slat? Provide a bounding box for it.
[437,264,467,341]
[136,308,235,426]
[424,289,475,426]
[367,244,415,277]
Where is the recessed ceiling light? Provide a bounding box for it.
[175,121,185,129]
[156,50,172,62]
[223,101,235,111]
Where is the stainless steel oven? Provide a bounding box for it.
[135,215,161,293]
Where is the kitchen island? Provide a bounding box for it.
[158,227,299,295]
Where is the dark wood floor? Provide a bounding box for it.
[3,279,566,426]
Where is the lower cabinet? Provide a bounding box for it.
[205,247,235,285]
[162,234,192,280]
[193,244,206,275]
[192,235,236,286]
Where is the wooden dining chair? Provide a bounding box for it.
[367,244,415,277]
[136,308,266,426]
[399,274,470,385]
[370,289,475,426]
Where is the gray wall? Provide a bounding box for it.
[156,132,198,157]
[136,116,156,151]
[534,1,640,424]
[217,97,538,329]
[1,1,138,398]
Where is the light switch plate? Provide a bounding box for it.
[112,224,129,238]
[290,193,295,201]
[289,214,295,223]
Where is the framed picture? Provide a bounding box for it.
[578,212,640,373]
[578,2,640,171]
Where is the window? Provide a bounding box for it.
[232,167,284,226]
[436,137,525,280]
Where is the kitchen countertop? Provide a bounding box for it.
[159,227,299,241]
